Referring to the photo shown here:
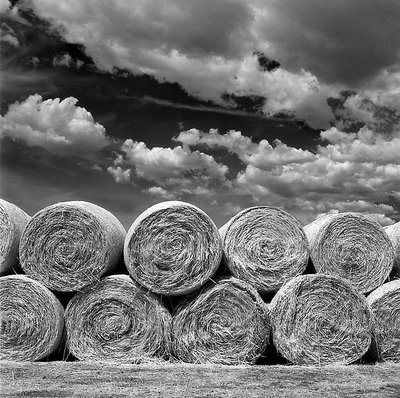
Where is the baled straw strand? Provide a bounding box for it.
[385,222,400,278]
[124,201,222,296]
[20,201,126,292]
[367,279,400,361]
[304,212,394,294]
[0,199,30,276]
[220,206,309,293]
[270,274,374,366]
[0,275,64,361]
[65,274,172,362]
[171,277,270,364]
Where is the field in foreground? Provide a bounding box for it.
[0,361,399,398]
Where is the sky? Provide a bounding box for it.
[1,0,400,229]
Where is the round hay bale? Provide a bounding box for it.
[171,277,270,364]
[124,201,222,296]
[0,275,64,361]
[219,206,309,293]
[270,274,373,366]
[367,279,400,361]
[304,212,394,294]
[19,201,126,292]
[65,274,171,362]
[385,222,400,278]
[0,199,30,276]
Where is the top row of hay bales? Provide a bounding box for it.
[0,198,399,295]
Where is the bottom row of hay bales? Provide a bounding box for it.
[1,273,399,366]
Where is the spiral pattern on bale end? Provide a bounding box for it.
[65,274,172,362]
[270,274,373,366]
[304,212,394,294]
[220,206,309,293]
[0,275,64,361]
[19,201,126,292]
[124,201,222,296]
[385,222,400,278]
[367,279,400,361]
[0,199,30,276]
[171,277,270,364]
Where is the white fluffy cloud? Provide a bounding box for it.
[107,138,229,199]
[0,94,110,155]
[177,127,400,224]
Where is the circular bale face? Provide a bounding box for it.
[65,274,171,362]
[385,222,400,278]
[124,201,222,296]
[220,206,309,293]
[270,274,373,366]
[304,212,394,294]
[0,199,30,276]
[367,279,400,361]
[171,277,270,364]
[19,201,126,292]
[0,275,64,361]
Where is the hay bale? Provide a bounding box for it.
[124,201,222,296]
[171,277,270,364]
[385,222,400,278]
[0,274,64,361]
[219,206,309,293]
[19,201,126,292]
[65,274,171,362]
[367,279,400,361]
[0,199,30,276]
[270,274,374,366]
[304,212,394,293]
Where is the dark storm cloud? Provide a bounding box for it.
[259,0,400,86]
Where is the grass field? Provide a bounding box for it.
[0,361,399,398]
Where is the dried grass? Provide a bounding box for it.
[0,199,30,276]
[171,277,270,364]
[219,206,309,293]
[385,222,400,278]
[367,279,400,361]
[270,274,374,366]
[304,212,394,294]
[65,274,171,362]
[124,201,222,296]
[19,201,126,292]
[0,275,64,361]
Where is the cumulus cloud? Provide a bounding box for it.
[52,53,84,69]
[107,138,229,198]
[177,127,400,224]
[1,23,19,47]
[0,94,110,155]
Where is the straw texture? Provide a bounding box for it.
[65,274,171,362]
[270,274,373,366]
[124,201,222,296]
[219,206,309,293]
[304,212,394,294]
[0,199,30,276]
[367,279,400,361]
[171,277,270,364]
[385,222,400,278]
[0,275,64,361]
[19,201,126,292]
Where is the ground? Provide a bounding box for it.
[0,361,399,398]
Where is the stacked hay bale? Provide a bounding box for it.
[0,275,64,361]
[304,212,394,293]
[220,206,309,293]
[65,275,171,362]
[19,201,126,292]
[367,279,400,361]
[171,277,270,364]
[269,274,374,365]
[0,199,30,276]
[385,222,400,278]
